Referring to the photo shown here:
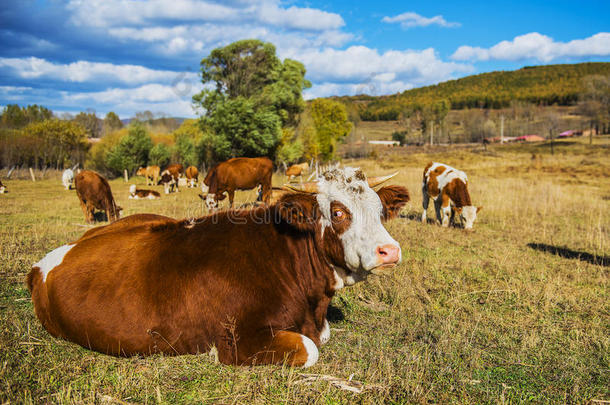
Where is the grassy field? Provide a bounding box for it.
[1,137,608,403]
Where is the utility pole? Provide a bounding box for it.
[500,115,504,144]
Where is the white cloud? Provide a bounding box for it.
[292,46,472,84]
[294,46,473,98]
[452,32,610,62]
[67,0,343,31]
[382,12,460,29]
[0,57,197,85]
[61,83,201,117]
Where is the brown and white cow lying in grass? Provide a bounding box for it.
[28,167,409,367]
[128,184,160,199]
[421,162,481,229]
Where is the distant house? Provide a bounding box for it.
[515,135,545,142]
[368,140,400,147]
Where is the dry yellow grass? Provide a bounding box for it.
[0,136,608,403]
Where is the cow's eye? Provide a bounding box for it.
[333,209,344,218]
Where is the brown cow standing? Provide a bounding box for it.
[74,170,121,223]
[158,163,184,194]
[136,165,160,186]
[201,157,272,210]
[28,168,409,366]
[286,162,309,183]
[185,166,199,188]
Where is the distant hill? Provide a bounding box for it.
[337,62,610,121]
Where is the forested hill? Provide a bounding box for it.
[341,62,610,121]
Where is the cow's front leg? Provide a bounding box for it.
[440,194,451,227]
[433,199,443,225]
[421,186,430,223]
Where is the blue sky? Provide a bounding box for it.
[1,0,608,118]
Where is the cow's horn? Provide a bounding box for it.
[367,171,399,188]
[282,182,319,193]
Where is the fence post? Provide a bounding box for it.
[124,169,128,182]
[7,166,15,179]
[29,168,36,182]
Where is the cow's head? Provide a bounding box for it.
[279,167,409,286]
[136,167,146,176]
[453,206,482,230]
[201,166,222,210]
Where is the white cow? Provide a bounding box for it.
[62,169,74,190]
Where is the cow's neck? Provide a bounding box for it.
[446,179,472,208]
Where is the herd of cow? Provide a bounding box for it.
[19,157,480,367]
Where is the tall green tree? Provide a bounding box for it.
[310,99,352,161]
[192,39,310,163]
[148,143,171,168]
[106,123,153,175]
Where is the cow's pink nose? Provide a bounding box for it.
[376,244,400,264]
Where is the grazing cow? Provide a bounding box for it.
[185,166,199,188]
[62,169,74,190]
[27,168,409,366]
[201,157,272,210]
[0,179,6,194]
[128,184,160,200]
[136,166,161,186]
[286,162,309,183]
[421,162,481,229]
[74,170,122,223]
[158,164,184,194]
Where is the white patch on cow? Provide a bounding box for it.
[332,269,344,290]
[178,177,187,187]
[34,244,74,282]
[148,194,158,200]
[319,319,330,345]
[205,193,217,210]
[300,334,319,368]
[424,162,468,192]
[62,169,74,190]
[461,206,478,229]
[0,186,5,194]
[316,167,400,275]
[201,183,209,194]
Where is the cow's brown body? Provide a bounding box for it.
[286,162,309,182]
[28,168,409,366]
[136,166,160,186]
[185,166,199,187]
[203,157,273,208]
[74,170,121,223]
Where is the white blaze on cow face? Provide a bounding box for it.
[316,167,401,285]
[205,193,218,210]
[34,244,74,282]
[460,206,478,229]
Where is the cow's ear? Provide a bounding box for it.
[477,206,483,213]
[277,192,319,232]
[377,185,410,221]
